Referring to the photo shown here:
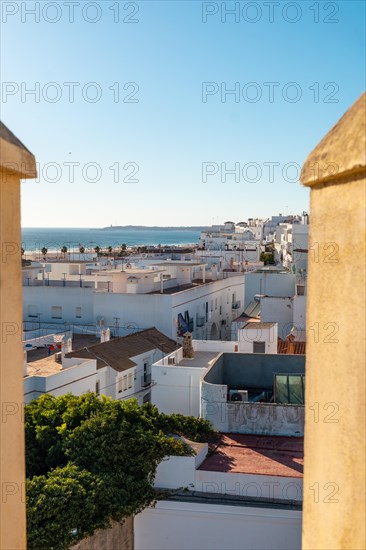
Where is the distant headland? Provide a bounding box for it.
[97,225,208,231]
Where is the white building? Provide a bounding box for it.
[23,262,245,341]
[230,321,278,352]
[244,269,296,308]
[199,220,261,254]
[135,432,302,550]
[150,329,306,425]
[24,328,177,405]
[260,283,307,341]
[135,495,301,550]
[275,221,309,274]
[201,352,305,436]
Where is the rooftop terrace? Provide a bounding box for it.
[199,434,303,478]
[26,334,99,377]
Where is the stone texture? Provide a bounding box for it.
[301,95,366,550]
[301,92,366,186]
[70,517,134,550]
[0,121,36,178]
[0,124,36,549]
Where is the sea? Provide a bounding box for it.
[21,227,202,252]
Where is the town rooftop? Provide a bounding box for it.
[199,434,303,478]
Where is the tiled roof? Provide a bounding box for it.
[65,328,177,372]
[199,434,303,478]
[277,339,306,355]
[244,322,276,329]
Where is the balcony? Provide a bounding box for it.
[232,300,241,310]
[141,374,152,387]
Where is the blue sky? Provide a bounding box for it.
[1,0,365,227]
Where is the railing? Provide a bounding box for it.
[141,374,152,387]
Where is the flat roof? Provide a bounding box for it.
[149,279,212,294]
[199,434,303,478]
[26,334,99,377]
[177,351,219,369]
[153,266,207,267]
[98,268,165,275]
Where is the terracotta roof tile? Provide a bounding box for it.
[199,434,304,478]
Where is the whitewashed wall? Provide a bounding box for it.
[153,452,302,502]
[201,385,304,436]
[135,500,302,550]
[24,360,97,403]
[233,324,278,353]
[23,275,245,340]
[260,297,293,339]
[151,362,205,417]
[244,272,295,307]
[293,295,307,336]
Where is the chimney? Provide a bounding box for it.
[101,328,110,343]
[62,337,72,358]
[182,332,195,359]
[286,333,295,354]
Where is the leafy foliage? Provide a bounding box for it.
[260,251,275,265]
[25,393,214,549]
[27,465,108,550]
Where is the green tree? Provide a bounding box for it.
[108,246,113,254]
[25,394,214,548]
[94,246,100,255]
[260,251,274,265]
[79,246,85,254]
[41,247,48,258]
[27,465,108,550]
[61,246,68,257]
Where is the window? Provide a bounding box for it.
[75,307,82,318]
[123,375,128,391]
[28,305,38,318]
[210,300,213,312]
[128,373,133,389]
[117,378,123,393]
[215,298,218,310]
[253,341,266,354]
[95,381,100,395]
[219,306,222,315]
[274,374,305,405]
[51,306,62,319]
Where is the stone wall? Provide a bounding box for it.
[70,517,134,550]
[300,92,366,549]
